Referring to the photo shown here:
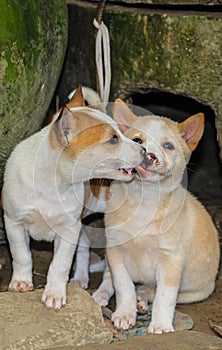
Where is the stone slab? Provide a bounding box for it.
[0,284,112,349]
[51,331,222,350]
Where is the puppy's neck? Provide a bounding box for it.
[132,175,183,195]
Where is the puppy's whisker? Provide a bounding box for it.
[187,162,198,166]
[186,166,199,175]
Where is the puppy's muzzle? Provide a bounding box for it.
[132,149,159,179]
[139,152,159,173]
[146,152,158,166]
[141,146,147,158]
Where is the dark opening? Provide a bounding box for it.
[129,89,222,206]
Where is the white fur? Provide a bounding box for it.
[92,265,114,307]
[2,97,145,309]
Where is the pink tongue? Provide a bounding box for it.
[134,165,147,179]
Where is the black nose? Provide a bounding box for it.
[141,146,147,157]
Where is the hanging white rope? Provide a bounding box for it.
[93,18,111,109]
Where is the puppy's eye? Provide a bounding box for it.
[132,137,143,144]
[109,135,119,145]
[163,142,174,150]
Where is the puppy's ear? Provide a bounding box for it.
[66,85,85,109]
[54,107,79,145]
[113,98,137,132]
[178,113,204,151]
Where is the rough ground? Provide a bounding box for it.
[0,241,222,349]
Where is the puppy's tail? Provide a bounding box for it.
[89,259,106,273]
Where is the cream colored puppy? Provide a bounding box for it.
[1,88,146,309]
[94,99,220,334]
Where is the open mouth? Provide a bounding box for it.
[119,159,166,180]
[119,159,158,179]
[120,165,149,178]
[119,168,135,176]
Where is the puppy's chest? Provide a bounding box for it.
[25,209,53,239]
[108,186,159,230]
[24,186,84,240]
[122,235,161,284]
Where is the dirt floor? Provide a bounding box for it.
[0,238,222,346]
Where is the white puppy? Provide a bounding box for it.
[1,87,146,309]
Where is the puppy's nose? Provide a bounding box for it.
[147,152,158,165]
[141,147,147,157]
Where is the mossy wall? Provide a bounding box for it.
[106,12,222,155]
[106,0,218,4]
[63,1,222,157]
[0,0,68,188]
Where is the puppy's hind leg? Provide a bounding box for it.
[5,215,33,292]
[136,284,155,315]
[70,229,90,289]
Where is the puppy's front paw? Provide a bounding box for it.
[112,308,137,330]
[148,321,174,334]
[92,290,109,307]
[9,280,34,292]
[41,285,66,309]
[70,276,89,290]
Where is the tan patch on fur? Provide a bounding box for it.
[83,179,112,218]
[49,110,115,153]
[64,122,115,159]
[66,85,85,109]
[90,179,112,200]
